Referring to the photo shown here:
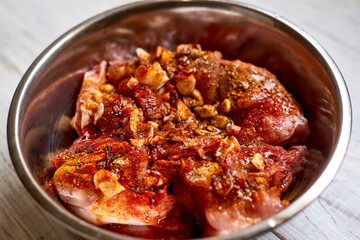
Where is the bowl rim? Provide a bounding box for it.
[7,0,352,239]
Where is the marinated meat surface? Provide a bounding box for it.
[48,44,309,239]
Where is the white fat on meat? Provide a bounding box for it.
[72,61,107,135]
[53,168,175,226]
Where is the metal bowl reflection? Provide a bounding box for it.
[7,0,351,239]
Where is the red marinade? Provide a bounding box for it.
[49,44,309,239]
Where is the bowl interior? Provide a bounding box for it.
[10,1,348,239]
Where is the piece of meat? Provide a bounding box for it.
[107,60,137,87]
[49,44,310,238]
[174,137,307,236]
[52,151,104,206]
[133,85,170,121]
[218,59,309,146]
[102,201,194,239]
[72,187,176,226]
[71,61,123,138]
[95,94,138,135]
[172,45,309,146]
[51,142,193,237]
[55,166,177,226]
[175,44,223,103]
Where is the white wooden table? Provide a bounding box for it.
[1,0,359,239]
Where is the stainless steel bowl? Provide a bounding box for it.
[7,0,351,239]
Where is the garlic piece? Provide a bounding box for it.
[194,104,216,118]
[94,170,125,198]
[251,153,264,170]
[176,75,196,95]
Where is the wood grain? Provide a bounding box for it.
[1,0,359,239]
